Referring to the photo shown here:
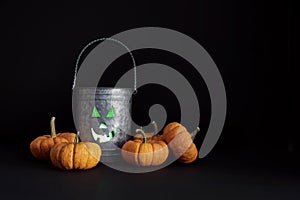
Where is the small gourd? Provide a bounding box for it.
[162,122,199,163]
[122,121,169,166]
[50,132,101,170]
[30,117,76,160]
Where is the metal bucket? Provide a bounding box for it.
[74,87,133,163]
[72,38,137,163]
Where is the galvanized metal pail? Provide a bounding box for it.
[72,38,137,163]
[74,87,133,163]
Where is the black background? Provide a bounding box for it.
[0,0,297,199]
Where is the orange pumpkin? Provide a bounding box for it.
[134,121,162,142]
[30,117,76,160]
[163,122,199,163]
[50,132,101,170]
[134,133,153,141]
[150,134,163,142]
[122,122,168,166]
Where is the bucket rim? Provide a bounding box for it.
[74,87,134,96]
[74,86,133,90]
[74,87,134,93]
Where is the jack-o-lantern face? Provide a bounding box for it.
[89,105,130,147]
[74,88,132,150]
[91,105,116,142]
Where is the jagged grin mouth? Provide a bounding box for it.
[91,127,115,143]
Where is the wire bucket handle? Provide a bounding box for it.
[72,38,137,94]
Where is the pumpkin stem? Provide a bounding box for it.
[74,131,80,144]
[190,127,200,138]
[135,128,147,143]
[151,121,158,135]
[50,117,57,138]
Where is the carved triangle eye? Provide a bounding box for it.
[106,106,115,118]
[91,106,101,118]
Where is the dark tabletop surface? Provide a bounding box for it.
[1,145,299,200]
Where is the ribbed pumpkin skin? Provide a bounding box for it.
[149,140,169,166]
[177,143,198,163]
[50,142,101,170]
[162,122,198,163]
[57,133,76,143]
[30,133,76,160]
[121,138,169,166]
[162,122,187,143]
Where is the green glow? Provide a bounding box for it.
[91,106,101,118]
[109,129,116,140]
[106,106,115,118]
